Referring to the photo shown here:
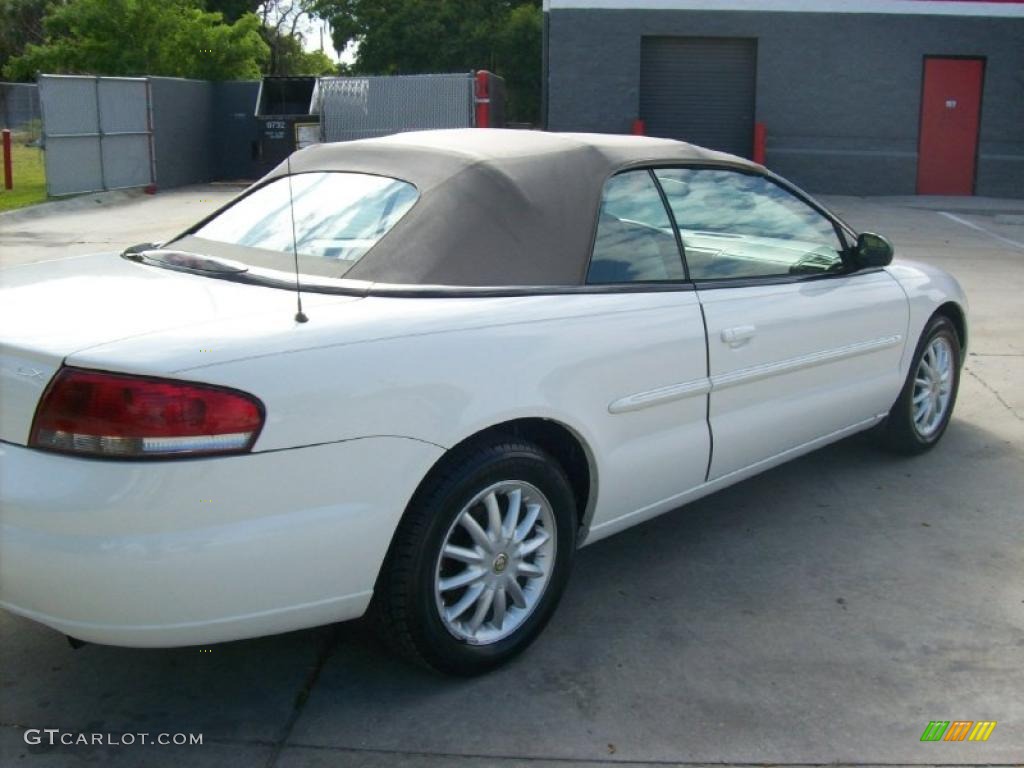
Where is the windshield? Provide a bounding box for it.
[184,172,419,278]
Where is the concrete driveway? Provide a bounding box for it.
[0,185,244,269]
[0,189,1022,767]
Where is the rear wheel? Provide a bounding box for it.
[881,315,961,454]
[371,439,576,675]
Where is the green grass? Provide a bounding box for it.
[0,133,48,212]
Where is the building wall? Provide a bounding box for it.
[546,9,1024,196]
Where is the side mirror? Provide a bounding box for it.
[854,232,894,268]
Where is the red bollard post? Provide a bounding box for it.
[752,122,767,165]
[2,129,12,191]
[474,71,490,128]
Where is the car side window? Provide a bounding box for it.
[654,168,846,281]
[586,170,685,284]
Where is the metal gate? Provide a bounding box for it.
[316,73,475,143]
[38,75,154,196]
[639,37,757,158]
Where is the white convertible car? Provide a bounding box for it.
[0,130,967,674]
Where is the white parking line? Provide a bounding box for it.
[937,211,1024,250]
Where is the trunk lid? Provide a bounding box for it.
[0,252,350,444]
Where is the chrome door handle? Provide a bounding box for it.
[721,325,756,347]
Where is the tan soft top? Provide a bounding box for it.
[264,129,760,287]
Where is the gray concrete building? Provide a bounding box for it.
[543,0,1024,197]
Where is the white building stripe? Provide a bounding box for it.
[545,0,1024,17]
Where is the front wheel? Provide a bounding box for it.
[371,439,577,675]
[881,314,961,454]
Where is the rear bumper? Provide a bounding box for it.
[0,437,443,646]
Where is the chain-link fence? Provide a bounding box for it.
[39,75,154,196]
[0,83,41,130]
[316,73,476,143]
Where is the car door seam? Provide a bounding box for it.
[697,300,714,483]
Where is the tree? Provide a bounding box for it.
[263,28,336,75]
[3,0,270,81]
[312,0,542,123]
[0,0,54,77]
[204,0,260,23]
[493,3,541,124]
[259,0,337,75]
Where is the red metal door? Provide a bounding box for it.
[917,58,984,195]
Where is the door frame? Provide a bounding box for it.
[916,55,986,196]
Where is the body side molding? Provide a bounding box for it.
[607,335,902,415]
[608,378,711,414]
[711,334,903,391]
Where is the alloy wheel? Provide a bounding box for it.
[434,481,557,646]
[912,335,954,438]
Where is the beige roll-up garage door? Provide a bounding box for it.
[640,37,757,159]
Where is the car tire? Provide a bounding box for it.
[880,314,961,455]
[370,439,577,675]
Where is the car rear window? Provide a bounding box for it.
[191,172,418,276]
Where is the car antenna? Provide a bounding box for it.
[286,152,309,324]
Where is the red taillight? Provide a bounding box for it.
[29,367,264,458]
